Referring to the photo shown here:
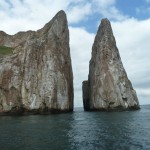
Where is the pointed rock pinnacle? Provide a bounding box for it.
[83,18,140,111]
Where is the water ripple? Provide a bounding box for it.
[0,105,150,150]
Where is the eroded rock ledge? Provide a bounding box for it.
[0,10,74,115]
[82,18,140,111]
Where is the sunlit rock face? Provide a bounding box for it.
[0,10,74,114]
[82,18,140,111]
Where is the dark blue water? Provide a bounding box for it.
[0,105,150,150]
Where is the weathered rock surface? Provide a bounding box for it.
[82,18,140,111]
[0,10,74,115]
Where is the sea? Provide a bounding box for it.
[0,105,150,150]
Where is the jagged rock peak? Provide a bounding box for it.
[95,18,116,45]
[0,10,74,115]
[55,10,66,18]
[83,18,140,111]
[97,18,113,35]
[40,10,67,33]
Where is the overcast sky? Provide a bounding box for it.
[0,0,150,107]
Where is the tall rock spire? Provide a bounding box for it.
[0,10,74,114]
[82,18,140,111]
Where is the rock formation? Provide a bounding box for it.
[82,18,140,111]
[0,10,74,115]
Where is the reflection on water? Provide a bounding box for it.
[68,109,144,150]
[0,105,150,150]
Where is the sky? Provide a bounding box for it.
[0,0,150,107]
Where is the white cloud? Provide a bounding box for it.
[0,0,93,34]
[136,88,150,105]
[92,0,128,21]
[0,0,70,34]
[69,27,95,107]
[67,3,92,23]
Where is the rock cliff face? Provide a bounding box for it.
[0,10,74,114]
[82,18,140,111]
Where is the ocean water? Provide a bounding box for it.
[0,105,150,150]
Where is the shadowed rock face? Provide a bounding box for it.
[0,10,74,115]
[83,18,140,111]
